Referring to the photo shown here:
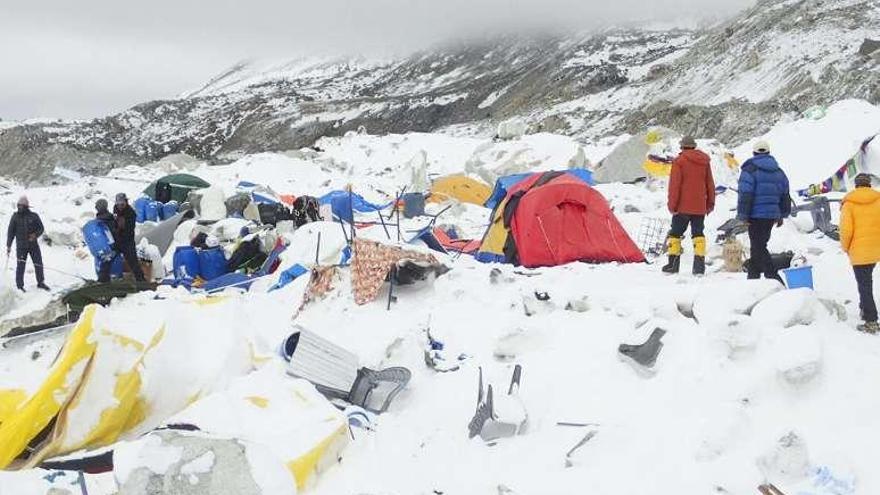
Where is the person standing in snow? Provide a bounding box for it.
[5,196,49,292]
[736,141,791,283]
[95,198,117,283]
[840,173,880,334]
[662,136,716,275]
[112,193,146,282]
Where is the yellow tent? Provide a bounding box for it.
[643,157,673,177]
[429,175,492,206]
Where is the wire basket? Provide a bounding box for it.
[636,217,670,258]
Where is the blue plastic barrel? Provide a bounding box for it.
[162,201,179,220]
[82,220,115,260]
[198,247,228,281]
[173,246,201,280]
[93,254,123,279]
[145,201,161,222]
[403,192,425,218]
[134,197,150,223]
[783,265,814,290]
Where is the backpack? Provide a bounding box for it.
[292,196,321,227]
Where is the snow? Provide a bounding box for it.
[735,100,880,190]
[2,99,880,494]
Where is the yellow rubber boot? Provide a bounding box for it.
[662,237,682,273]
[693,236,707,275]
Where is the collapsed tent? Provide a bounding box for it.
[143,174,210,204]
[429,175,492,206]
[593,128,680,184]
[798,134,880,197]
[476,171,645,267]
[62,281,157,319]
[319,190,392,223]
[137,210,195,256]
[236,181,282,205]
[485,169,594,210]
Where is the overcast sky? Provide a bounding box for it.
[0,0,753,121]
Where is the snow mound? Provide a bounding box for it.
[751,288,830,328]
[692,279,783,327]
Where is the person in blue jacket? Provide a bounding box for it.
[736,141,792,283]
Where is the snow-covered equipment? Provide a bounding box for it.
[722,237,746,272]
[161,200,179,220]
[144,200,161,222]
[284,328,411,413]
[593,127,679,183]
[791,196,840,240]
[197,186,227,222]
[782,266,814,290]
[618,328,666,373]
[468,365,528,442]
[429,175,492,206]
[402,192,426,218]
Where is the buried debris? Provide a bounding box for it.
[618,327,667,372]
[757,484,787,495]
[468,366,528,442]
[565,430,599,468]
[283,328,411,414]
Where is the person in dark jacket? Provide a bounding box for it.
[95,198,117,283]
[663,136,716,275]
[736,141,791,283]
[112,193,146,282]
[5,196,49,292]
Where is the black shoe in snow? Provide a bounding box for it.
[37,283,50,291]
[693,256,706,276]
[661,255,680,274]
[857,321,880,334]
[17,286,26,293]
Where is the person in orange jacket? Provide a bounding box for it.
[840,173,880,333]
[663,136,716,275]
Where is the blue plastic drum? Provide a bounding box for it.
[145,201,161,222]
[134,197,150,223]
[198,247,228,281]
[173,246,201,280]
[162,201,179,220]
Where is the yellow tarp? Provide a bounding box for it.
[643,159,672,177]
[429,175,492,206]
[0,306,98,469]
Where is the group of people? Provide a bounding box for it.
[4,192,145,291]
[665,137,880,333]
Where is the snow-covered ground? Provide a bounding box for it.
[0,100,878,495]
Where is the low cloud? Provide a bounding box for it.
[0,0,754,120]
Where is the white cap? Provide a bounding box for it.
[753,141,771,154]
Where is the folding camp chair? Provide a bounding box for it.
[284,328,411,413]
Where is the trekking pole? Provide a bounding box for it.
[315,232,322,266]
[377,210,390,240]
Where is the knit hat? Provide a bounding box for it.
[855,173,873,188]
[95,198,109,211]
[680,136,697,149]
[115,192,128,204]
[753,141,771,154]
[16,196,29,207]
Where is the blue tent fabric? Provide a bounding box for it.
[409,227,448,255]
[484,169,595,209]
[319,191,392,223]
[236,181,281,205]
[269,264,309,292]
[202,272,254,293]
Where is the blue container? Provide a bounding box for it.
[82,219,115,260]
[198,247,228,281]
[173,246,201,280]
[145,201,161,222]
[162,201,179,220]
[783,265,814,290]
[93,254,124,279]
[134,197,150,224]
[403,192,425,219]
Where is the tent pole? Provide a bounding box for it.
[338,217,350,245]
[387,265,396,311]
[315,232,322,266]
[348,187,356,241]
[377,211,390,239]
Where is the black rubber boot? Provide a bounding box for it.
[661,255,680,274]
[693,256,706,276]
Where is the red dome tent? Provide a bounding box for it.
[501,171,645,267]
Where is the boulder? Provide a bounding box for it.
[115,431,295,495]
[496,118,527,140]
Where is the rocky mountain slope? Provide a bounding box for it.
[0,0,877,184]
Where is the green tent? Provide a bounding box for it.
[62,281,157,319]
[143,173,210,203]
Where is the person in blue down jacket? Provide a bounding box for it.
[736,140,792,283]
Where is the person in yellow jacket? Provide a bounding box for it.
[840,173,880,333]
